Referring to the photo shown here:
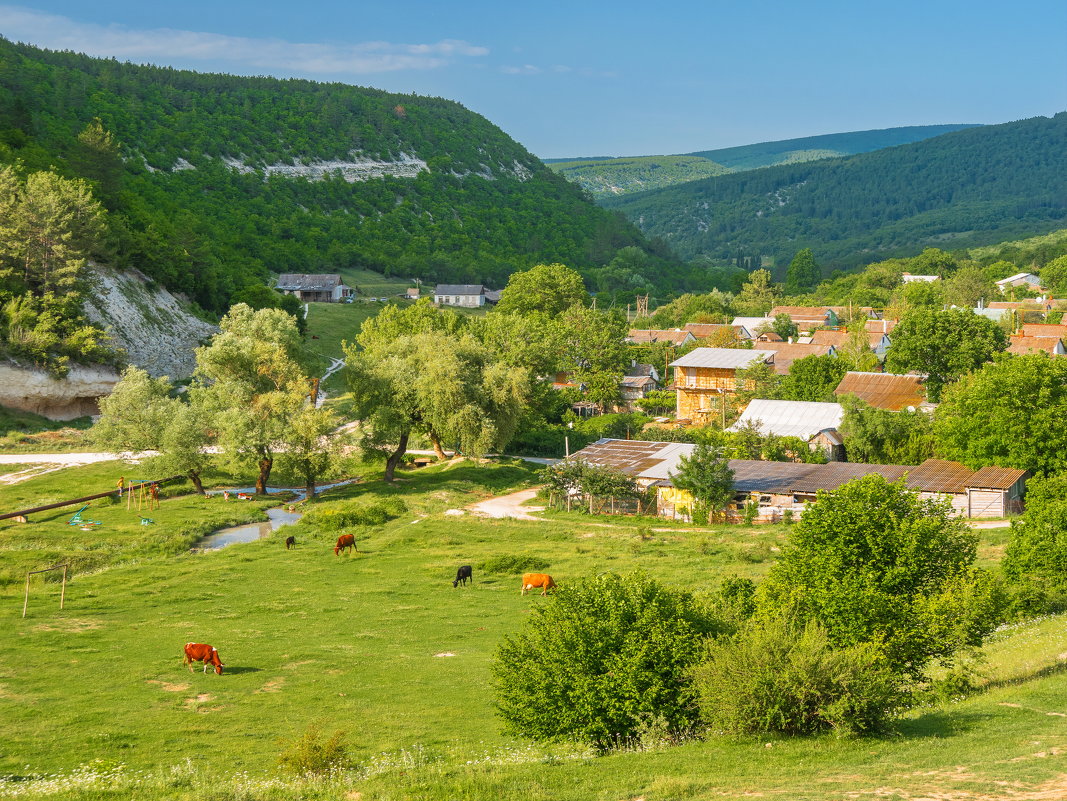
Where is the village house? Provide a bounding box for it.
[567,438,1027,522]
[731,316,775,337]
[769,305,843,331]
[749,341,837,374]
[619,362,661,410]
[433,284,495,307]
[1007,335,1067,356]
[1021,323,1067,339]
[626,329,696,345]
[995,273,1043,293]
[865,318,898,335]
[406,287,421,300]
[668,347,776,422]
[810,329,891,360]
[275,274,353,303]
[683,323,753,341]
[729,398,846,460]
[834,371,933,411]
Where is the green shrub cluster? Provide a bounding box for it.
[303,497,407,531]
[691,618,904,736]
[276,724,349,776]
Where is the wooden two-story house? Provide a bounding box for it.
[669,347,775,421]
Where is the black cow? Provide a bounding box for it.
[285,535,296,549]
[453,565,473,588]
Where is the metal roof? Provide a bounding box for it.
[730,399,844,440]
[902,459,974,494]
[834,372,928,411]
[628,329,695,344]
[751,342,836,374]
[275,273,344,291]
[434,284,485,295]
[669,348,775,369]
[567,440,1027,496]
[1022,324,1067,338]
[731,316,775,331]
[968,465,1028,490]
[684,323,749,340]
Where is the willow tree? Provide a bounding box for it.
[345,331,528,480]
[196,304,312,494]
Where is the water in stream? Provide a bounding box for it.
[197,480,354,550]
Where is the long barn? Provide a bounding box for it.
[569,439,1027,522]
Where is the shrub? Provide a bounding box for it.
[491,572,721,748]
[277,723,349,775]
[478,554,550,574]
[692,617,903,736]
[303,498,407,531]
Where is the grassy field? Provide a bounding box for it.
[1,459,1066,800]
[0,405,92,453]
[336,267,413,299]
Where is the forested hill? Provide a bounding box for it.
[0,39,674,312]
[603,114,1067,271]
[546,124,978,198]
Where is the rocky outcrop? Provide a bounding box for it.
[82,267,218,379]
[0,363,121,420]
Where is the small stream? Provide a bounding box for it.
[197,480,355,551]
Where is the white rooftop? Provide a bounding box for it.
[669,348,776,369]
[729,399,845,440]
[995,272,1040,286]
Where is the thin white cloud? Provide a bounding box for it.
[0,5,488,74]
[501,64,542,76]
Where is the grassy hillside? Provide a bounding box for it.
[547,125,978,199]
[2,460,1066,799]
[0,38,675,311]
[549,155,730,197]
[605,114,1067,269]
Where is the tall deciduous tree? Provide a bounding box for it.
[884,308,1006,401]
[494,263,591,317]
[734,268,780,316]
[837,394,935,466]
[785,248,820,294]
[934,353,1067,476]
[759,475,999,679]
[779,354,848,402]
[196,304,312,494]
[345,332,528,480]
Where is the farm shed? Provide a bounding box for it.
[729,399,846,460]
[433,284,490,307]
[834,371,932,411]
[565,439,1027,522]
[275,274,353,303]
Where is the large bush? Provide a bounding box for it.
[759,475,1000,679]
[491,572,720,748]
[692,618,903,736]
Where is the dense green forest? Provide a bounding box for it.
[604,114,1067,272]
[547,124,978,198]
[0,38,699,313]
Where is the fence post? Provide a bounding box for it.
[60,565,67,610]
[22,573,30,618]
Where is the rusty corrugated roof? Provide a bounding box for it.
[968,465,1028,490]
[834,372,927,410]
[903,460,974,493]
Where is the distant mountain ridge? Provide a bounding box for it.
[547,124,981,198]
[603,114,1067,271]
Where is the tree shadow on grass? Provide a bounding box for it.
[982,659,1067,692]
[224,666,263,675]
[894,708,993,739]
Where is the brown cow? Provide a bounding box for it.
[334,534,356,556]
[520,573,556,596]
[183,643,224,675]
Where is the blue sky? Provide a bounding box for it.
[1,1,1064,158]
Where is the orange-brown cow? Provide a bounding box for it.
[183,642,224,675]
[520,573,556,596]
[334,534,356,556]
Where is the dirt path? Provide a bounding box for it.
[467,488,545,521]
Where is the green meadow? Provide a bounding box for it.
[1,459,1066,800]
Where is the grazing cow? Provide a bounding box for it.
[334,534,356,556]
[453,565,473,588]
[285,535,296,550]
[183,643,224,675]
[520,573,556,596]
